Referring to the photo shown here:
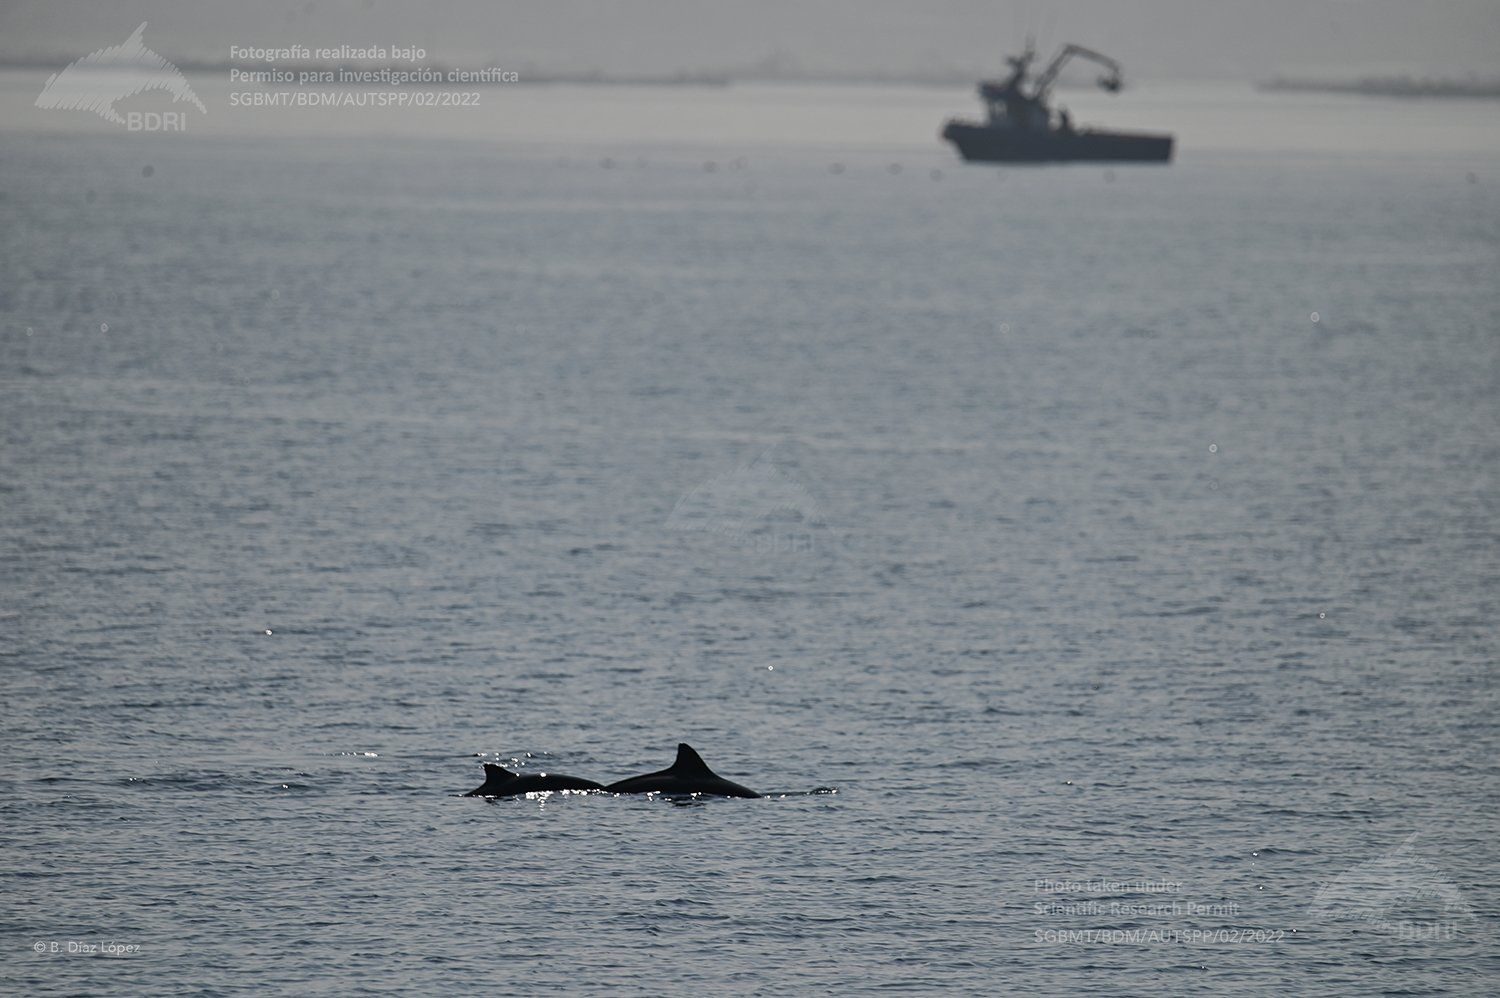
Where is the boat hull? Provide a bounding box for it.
[942,121,1173,163]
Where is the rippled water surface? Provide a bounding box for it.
[2,81,1498,993]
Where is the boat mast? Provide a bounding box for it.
[978,42,1047,130]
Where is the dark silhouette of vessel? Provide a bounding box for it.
[942,43,1173,164]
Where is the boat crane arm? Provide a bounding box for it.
[1030,44,1123,101]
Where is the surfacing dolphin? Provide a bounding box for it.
[605,743,761,798]
[464,763,603,797]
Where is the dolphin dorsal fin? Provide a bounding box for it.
[128,22,149,45]
[671,743,714,774]
[483,763,516,779]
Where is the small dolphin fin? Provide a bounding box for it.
[129,22,149,45]
[671,743,714,774]
[465,762,518,796]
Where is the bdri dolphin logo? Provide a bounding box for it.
[1310,833,1473,939]
[35,22,206,128]
[668,452,821,548]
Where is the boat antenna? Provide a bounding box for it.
[1038,6,1060,63]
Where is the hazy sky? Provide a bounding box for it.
[2,0,1497,81]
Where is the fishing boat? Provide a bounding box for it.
[941,43,1173,164]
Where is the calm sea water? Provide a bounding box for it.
[2,77,1498,994]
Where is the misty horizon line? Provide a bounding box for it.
[7,53,1500,92]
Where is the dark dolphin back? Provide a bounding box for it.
[534,773,606,792]
[465,763,603,797]
[605,743,761,798]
